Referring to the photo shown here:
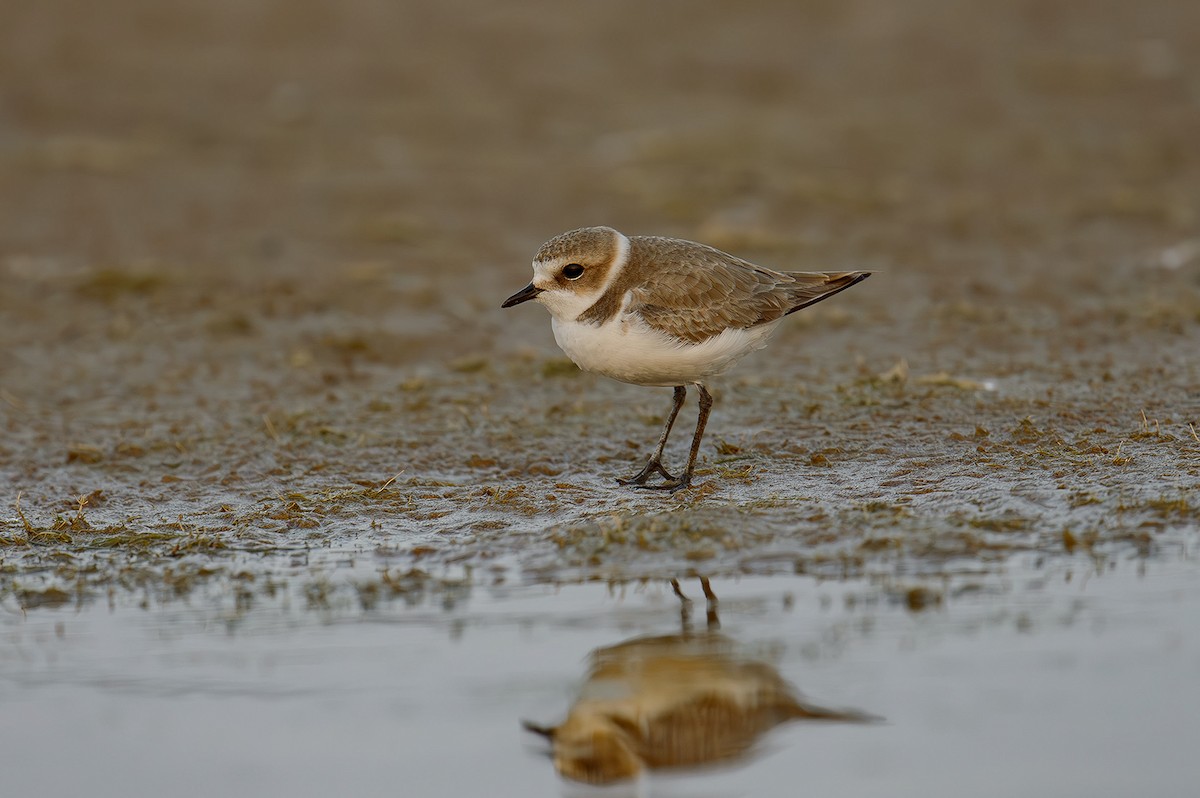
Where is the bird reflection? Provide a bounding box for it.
[524,578,872,785]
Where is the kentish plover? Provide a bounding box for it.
[502,226,870,491]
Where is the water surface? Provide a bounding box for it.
[4,552,1197,797]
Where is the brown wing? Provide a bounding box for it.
[628,237,869,343]
[632,692,777,768]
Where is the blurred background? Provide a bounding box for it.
[3,0,1197,329]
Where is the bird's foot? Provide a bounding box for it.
[616,458,677,487]
[623,472,693,493]
[651,474,693,493]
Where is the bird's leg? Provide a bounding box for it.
[700,576,720,630]
[671,578,693,629]
[617,385,686,486]
[644,383,713,492]
[673,577,718,632]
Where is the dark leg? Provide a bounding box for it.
[639,383,713,492]
[671,578,692,629]
[617,385,686,486]
[700,576,720,630]
[673,577,718,632]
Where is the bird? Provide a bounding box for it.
[502,226,870,491]
[521,605,873,784]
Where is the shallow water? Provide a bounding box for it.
[4,550,1197,797]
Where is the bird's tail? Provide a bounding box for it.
[783,271,871,315]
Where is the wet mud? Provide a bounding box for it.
[3,0,1198,605]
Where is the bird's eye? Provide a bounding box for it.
[562,263,585,280]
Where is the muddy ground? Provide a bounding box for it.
[1,0,1198,614]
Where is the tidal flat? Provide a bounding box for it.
[1,0,1198,795]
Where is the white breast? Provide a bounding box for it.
[551,310,780,387]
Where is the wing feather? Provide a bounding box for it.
[627,237,869,343]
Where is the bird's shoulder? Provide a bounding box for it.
[622,237,794,343]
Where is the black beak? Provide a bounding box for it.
[521,720,557,739]
[501,283,544,308]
